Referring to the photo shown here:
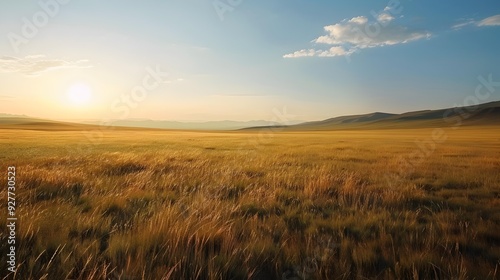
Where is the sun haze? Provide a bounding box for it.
[0,1,499,122]
[67,83,92,106]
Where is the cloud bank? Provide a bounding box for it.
[284,7,431,58]
[0,55,92,75]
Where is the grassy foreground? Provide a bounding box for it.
[0,126,499,279]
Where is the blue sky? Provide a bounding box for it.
[0,0,499,121]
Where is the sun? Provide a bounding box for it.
[67,84,92,106]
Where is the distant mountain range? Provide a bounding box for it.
[0,116,300,131]
[243,100,500,130]
[1,100,499,131]
[82,119,301,131]
[0,113,30,118]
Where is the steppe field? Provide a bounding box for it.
[1,126,499,280]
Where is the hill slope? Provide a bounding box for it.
[245,100,500,131]
[2,101,499,131]
[0,117,120,131]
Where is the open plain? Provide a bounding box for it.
[0,125,499,279]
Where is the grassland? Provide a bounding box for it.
[0,126,499,279]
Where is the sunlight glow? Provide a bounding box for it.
[67,84,92,106]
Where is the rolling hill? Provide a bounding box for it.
[0,117,299,131]
[244,100,500,131]
[0,117,104,131]
[2,100,499,131]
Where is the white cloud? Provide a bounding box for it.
[284,13,431,58]
[452,19,476,30]
[318,46,356,57]
[315,20,430,48]
[283,49,317,58]
[348,16,368,25]
[0,55,92,75]
[452,15,500,30]
[477,15,500,26]
[377,13,395,23]
[284,46,355,58]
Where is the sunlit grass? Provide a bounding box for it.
[0,127,499,279]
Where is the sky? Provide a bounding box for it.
[0,0,499,122]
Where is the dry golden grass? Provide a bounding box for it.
[0,126,499,279]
